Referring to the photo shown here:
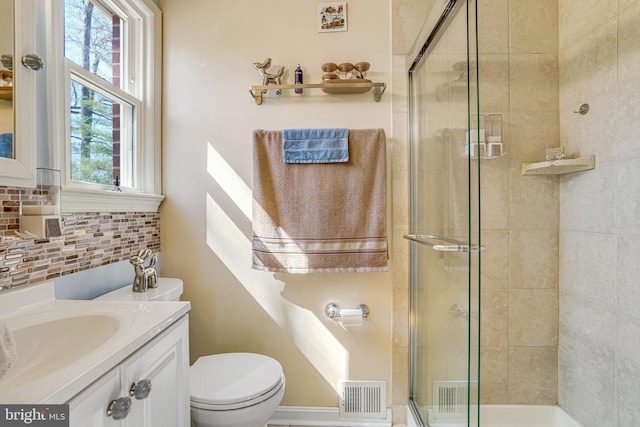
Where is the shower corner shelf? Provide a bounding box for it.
[521,155,595,176]
[249,81,386,105]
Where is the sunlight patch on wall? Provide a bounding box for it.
[207,142,252,219]
[205,190,348,393]
[207,141,310,270]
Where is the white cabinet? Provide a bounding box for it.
[68,315,190,427]
[0,0,38,188]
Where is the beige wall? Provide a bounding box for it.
[160,0,394,410]
[476,0,560,404]
[558,1,640,425]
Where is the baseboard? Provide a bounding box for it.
[269,406,392,426]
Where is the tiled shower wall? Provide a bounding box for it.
[558,1,640,426]
[475,0,560,404]
[0,185,160,291]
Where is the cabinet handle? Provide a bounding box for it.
[106,397,132,420]
[21,54,45,71]
[129,379,152,400]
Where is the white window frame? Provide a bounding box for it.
[48,0,163,212]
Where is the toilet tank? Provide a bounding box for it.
[95,277,184,302]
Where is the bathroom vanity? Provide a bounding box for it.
[0,281,191,427]
[68,315,189,426]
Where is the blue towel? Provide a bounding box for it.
[282,128,349,163]
[0,133,13,159]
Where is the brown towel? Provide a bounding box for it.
[252,128,388,273]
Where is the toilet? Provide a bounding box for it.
[96,277,286,427]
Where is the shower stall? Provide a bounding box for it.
[405,0,482,426]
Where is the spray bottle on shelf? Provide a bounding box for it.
[294,64,303,94]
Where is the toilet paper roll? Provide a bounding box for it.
[339,308,363,327]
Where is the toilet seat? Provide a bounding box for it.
[190,353,285,411]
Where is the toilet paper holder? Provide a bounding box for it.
[324,303,369,322]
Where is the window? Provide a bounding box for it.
[55,0,162,211]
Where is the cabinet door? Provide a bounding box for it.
[122,316,190,427]
[68,367,121,427]
[0,0,37,187]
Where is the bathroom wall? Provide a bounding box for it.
[159,0,394,411]
[475,0,560,404]
[558,1,640,426]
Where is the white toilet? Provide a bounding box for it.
[97,277,286,427]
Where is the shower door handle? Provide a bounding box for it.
[403,234,485,252]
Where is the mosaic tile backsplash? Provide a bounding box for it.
[0,186,160,291]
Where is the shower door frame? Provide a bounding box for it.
[406,0,481,425]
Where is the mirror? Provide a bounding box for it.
[0,0,14,159]
[0,0,37,188]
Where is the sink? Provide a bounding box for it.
[1,314,120,388]
[0,281,190,404]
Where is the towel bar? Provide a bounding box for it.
[403,234,485,252]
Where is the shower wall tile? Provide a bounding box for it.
[559,289,616,378]
[480,230,509,289]
[559,93,617,166]
[478,0,509,54]
[392,55,409,114]
[558,2,640,425]
[478,54,510,112]
[509,111,560,172]
[559,0,617,47]
[392,343,409,406]
[509,54,559,113]
[392,113,410,173]
[480,347,509,403]
[617,158,640,237]
[617,73,640,160]
[559,231,617,307]
[510,229,558,289]
[558,21,617,110]
[445,7,470,56]
[618,0,640,85]
[480,289,509,347]
[508,347,557,404]
[509,0,558,54]
[392,287,409,347]
[617,236,640,318]
[479,162,510,231]
[509,289,558,347]
[510,172,559,231]
[616,311,640,426]
[392,0,439,55]
[558,346,616,427]
[559,162,616,234]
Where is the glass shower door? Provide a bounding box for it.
[406,0,480,426]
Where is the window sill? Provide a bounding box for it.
[61,188,165,213]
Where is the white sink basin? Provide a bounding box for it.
[2,314,120,388]
[0,281,190,404]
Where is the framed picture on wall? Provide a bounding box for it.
[318,2,347,33]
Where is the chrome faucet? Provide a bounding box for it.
[130,248,158,292]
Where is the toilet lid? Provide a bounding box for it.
[190,353,284,406]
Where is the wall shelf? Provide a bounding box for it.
[249,81,386,105]
[0,87,12,101]
[521,155,595,175]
